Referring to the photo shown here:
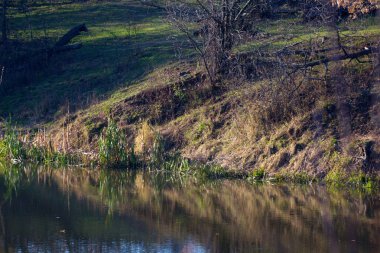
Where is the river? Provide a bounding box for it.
[0,166,379,253]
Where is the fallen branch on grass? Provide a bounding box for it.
[292,47,377,69]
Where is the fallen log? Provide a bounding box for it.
[280,46,358,56]
[54,24,87,48]
[49,23,88,55]
[292,47,376,69]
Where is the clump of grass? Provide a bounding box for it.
[98,119,137,169]
[0,120,26,162]
[347,171,375,188]
[325,169,346,186]
[249,167,266,181]
[149,132,166,169]
[156,153,241,182]
[0,118,82,167]
[324,151,357,187]
[326,168,378,191]
[135,121,156,155]
[162,154,191,173]
[135,122,167,169]
[287,173,315,184]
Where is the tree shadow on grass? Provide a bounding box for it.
[0,1,189,125]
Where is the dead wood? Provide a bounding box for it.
[292,47,376,69]
[49,23,88,55]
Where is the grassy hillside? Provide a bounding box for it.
[0,0,182,124]
[0,0,379,184]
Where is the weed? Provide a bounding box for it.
[135,121,155,155]
[250,168,266,181]
[325,167,378,191]
[1,120,26,162]
[149,133,166,169]
[163,155,191,173]
[0,119,82,167]
[198,164,236,179]
[173,82,187,102]
[98,119,137,169]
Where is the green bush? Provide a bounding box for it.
[98,119,137,169]
[251,168,266,181]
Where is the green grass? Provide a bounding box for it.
[0,0,183,124]
[0,120,26,162]
[235,16,380,53]
[0,120,80,166]
[249,167,266,181]
[3,1,378,126]
[98,119,137,169]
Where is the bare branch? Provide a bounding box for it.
[234,0,254,21]
[292,47,375,69]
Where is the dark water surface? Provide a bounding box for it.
[0,166,379,253]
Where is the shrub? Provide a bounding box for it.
[98,119,137,169]
[251,167,266,181]
[0,120,26,162]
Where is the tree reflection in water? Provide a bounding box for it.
[0,165,379,253]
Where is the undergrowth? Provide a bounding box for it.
[0,119,81,167]
[98,119,137,169]
[1,118,378,191]
[326,168,378,190]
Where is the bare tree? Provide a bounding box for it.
[167,0,259,83]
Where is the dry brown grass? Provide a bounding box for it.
[134,121,156,155]
[19,55,379,176]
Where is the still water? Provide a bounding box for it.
[0,166,379,253]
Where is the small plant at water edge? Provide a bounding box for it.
[98,119,137,169]
[251,168,266,181]
[0,120,26,162]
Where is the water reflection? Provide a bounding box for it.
[0,165,379,253]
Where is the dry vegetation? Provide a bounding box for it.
[0,0,379,181]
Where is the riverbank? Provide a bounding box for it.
[0,0,379,187]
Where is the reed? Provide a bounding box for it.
[98,119,137,169]
[0,119,81,167]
